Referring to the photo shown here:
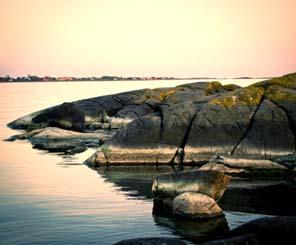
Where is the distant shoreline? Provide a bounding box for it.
[0,77,273,84]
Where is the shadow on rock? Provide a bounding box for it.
[220,179,296,215]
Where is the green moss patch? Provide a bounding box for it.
[251,72,296,90]
[223,84,241,91]
[210,86,265,107]
[204,81,223,95]
[265,85,296,102]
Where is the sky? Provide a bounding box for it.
[0,0,295,78]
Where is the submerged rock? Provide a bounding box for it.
[173,192,223,219]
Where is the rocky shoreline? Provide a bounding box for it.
[7,72,296,175]
[6,72,296,244]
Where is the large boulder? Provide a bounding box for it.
[173,192,223,219]
[8,73,296,163]
[87,82,229,165]
[152,170,230,220]
[92,73,295,165]
[152,170,230,201]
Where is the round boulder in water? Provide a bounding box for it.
[173,192,223,219]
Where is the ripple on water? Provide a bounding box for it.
[0,80,282,245]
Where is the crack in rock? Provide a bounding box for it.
[230,95,266,155]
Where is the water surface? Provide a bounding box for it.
[0,79,272,245]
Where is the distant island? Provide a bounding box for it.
[0,75,270,83]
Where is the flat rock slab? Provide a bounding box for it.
[199,156,289,176]
[8,127,115,154]
[209,156,287,169]
[152,170,231,201]
[16,127,112,140]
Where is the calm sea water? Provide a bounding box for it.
[0,79,267,245]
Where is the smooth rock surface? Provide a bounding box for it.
[199,162,246,174]
[184,86,265,162]
[173,192,223,219]
[31,102,86,131]
[199,156,288,176]
[152,170,231,201]
[233,99,295,158]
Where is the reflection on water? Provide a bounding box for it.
[221,179,296,215]
[93,165,176,200]
[92,165,293,243]
[0,79,284,245]
[153,215,229,243]
[94,165,296,216]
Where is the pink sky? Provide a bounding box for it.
[0,0,295,78]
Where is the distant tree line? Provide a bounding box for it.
[0,75,177,82]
